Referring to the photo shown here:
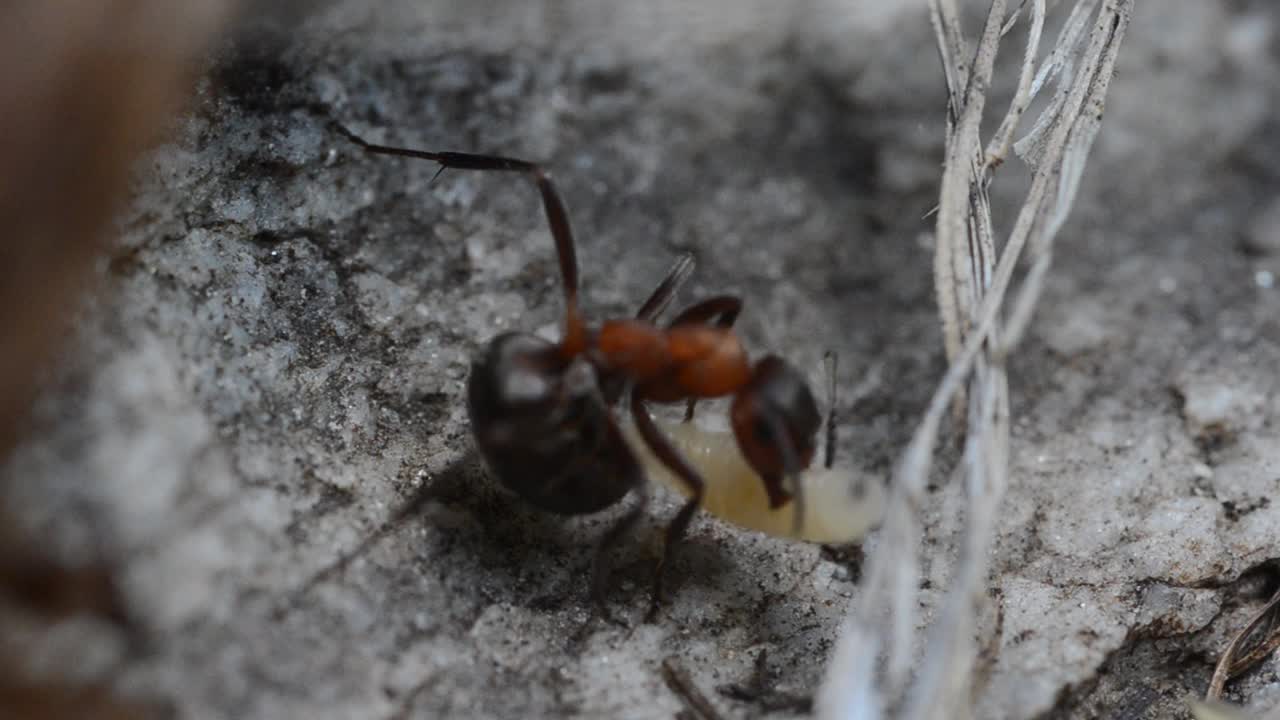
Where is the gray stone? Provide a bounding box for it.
[4,2,1280,718]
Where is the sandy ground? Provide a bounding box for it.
[4,1,1280,718]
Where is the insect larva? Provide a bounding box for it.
[626,417,885,544]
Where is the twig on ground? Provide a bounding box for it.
[661,657,726,720]
[1206,585,1280,701]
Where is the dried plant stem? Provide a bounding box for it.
[1206,586,1280,701]
[985,0,1045,168]
[818,2,1133,718]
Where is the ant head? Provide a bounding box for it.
[729,355,822,502]
[468,332,600,439]
[467,332,631,514]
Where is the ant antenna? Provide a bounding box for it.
[332,120,587,352]
[823,350,838,469]
[332,121,450,188]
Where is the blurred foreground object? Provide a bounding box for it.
[0,0,234,454]
[0,1,236,717]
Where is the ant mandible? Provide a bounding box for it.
[335,123,826,618]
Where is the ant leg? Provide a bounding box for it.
[630,389,705,621]
[823,350,838,469]
[332,123,588,350]
[590,451,649,624]
[635,253,696,323]
[667,294,743,330]
[667,295,743,422]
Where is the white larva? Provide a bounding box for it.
[624,417,885,544]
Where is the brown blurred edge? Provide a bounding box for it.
[0,2,246,717]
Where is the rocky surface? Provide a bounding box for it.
[3,2,1280,718]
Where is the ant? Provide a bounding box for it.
[334,122,867,618]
